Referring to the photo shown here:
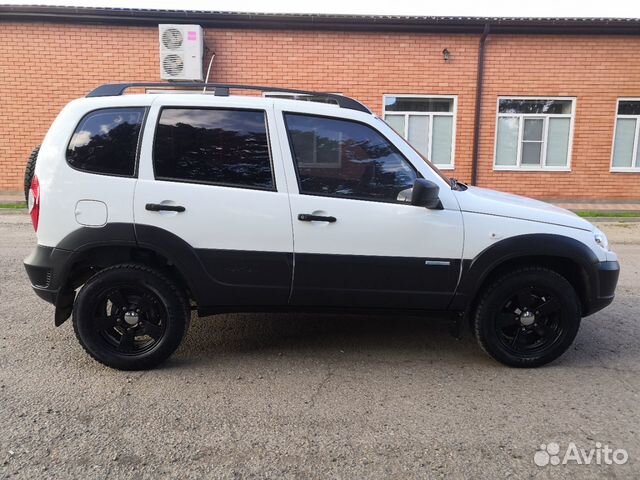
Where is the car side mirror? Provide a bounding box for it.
[410,179,442,209]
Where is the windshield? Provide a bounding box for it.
[375,117,451,185]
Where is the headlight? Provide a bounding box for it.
[594,228,609,251]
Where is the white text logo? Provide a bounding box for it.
[534,442,628,467]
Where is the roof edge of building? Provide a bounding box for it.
[1,5,640,35]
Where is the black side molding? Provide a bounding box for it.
[134,224,293,308]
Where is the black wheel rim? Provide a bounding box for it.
[93,284,167,355]
[495,286,566,356]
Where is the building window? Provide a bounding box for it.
[264,92,340,105]
[383,95,456,169]
[612,100,640,171]
[494,98,574,170]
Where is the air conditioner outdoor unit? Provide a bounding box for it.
[159,24,204,81]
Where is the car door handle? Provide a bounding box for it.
[298,213,337,223]
[145,203,186,213]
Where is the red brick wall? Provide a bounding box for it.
[1,21,638,199]
[478,35,640,200]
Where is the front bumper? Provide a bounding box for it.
[584,260,620,316]
[24,245,73,305]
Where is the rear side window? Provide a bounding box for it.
[67,108,145,176]
[153,108,274,190]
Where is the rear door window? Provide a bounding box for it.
[153,108,275,190]
[66,108,145,176]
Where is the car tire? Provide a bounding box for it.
[72,263,190,370]
[24,145,40,203]
[474,266,581,368]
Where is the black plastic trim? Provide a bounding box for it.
[449,234,619,317]
[298,213,337,223]
[56,223,137,252]
[134,224,293,307]
[145,203,186,213]
[25,223,461,315]
[23,224,294,313]
[24,224,136,307]
[24,245,74,305]
[597,261,620,298]
[25,226,618,321]
[588,260,620,315]
[86,83,371,114]
[291,253,461,310]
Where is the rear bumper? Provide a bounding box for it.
[23,245,72,305]
[584,260,620,316]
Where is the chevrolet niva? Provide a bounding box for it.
[23,83,619,370]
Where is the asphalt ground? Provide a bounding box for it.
[1,212,639,479]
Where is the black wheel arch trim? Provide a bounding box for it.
[56,222,137,251]
[450,233,609,315]
[72,223,213,305]
[28,223,211,316]
[133,223,221,305]
[26,223,295,322]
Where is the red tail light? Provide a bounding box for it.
[28,175,40,231]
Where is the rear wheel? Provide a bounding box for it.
[72,264,189,370]
[474,267,581,367]
[24,145,40,202]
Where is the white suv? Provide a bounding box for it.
[24,83,620,370]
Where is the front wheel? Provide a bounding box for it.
[473,267,581,368]
[72,264,190,370]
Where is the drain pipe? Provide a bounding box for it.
[202,51,216,93]
[470,23,490,186]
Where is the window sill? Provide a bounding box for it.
[611,168,640,173]
[493,166,571,172]
[434,165,454,170]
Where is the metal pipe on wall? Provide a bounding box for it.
[471,23,491,186]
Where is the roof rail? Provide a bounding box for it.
[86,83,371,114]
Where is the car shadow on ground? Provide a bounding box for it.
[173,311,481,362]
[162,308,637,371]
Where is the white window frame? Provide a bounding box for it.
[493,96,576,171]
[610,98,640,172]
[292,129,343,169]
[382,94,457,170]
[264,92,344,167]
[263,91,341,106]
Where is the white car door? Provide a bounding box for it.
[134,95,294,307]
[274,103,464,310]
